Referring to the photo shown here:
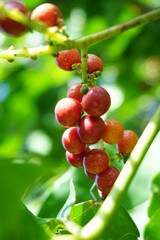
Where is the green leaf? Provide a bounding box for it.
[0,159,49,240]
[57,179,76,219]
[70,200,101,226]
[38,217,66,235]
[148,172,160,218]
[70,201,139,240]
[144,208,160,240]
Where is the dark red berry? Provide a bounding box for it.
[55,49,81,71]
[87,54,103,73]
[62,127,86,154]
[31,3,63,27]
[66,146,89,168]
[102,119,124,144]
[82,86,111,117]
[0,1,28,36]
[78,115,105,144]
[84,168,96,180]
[117,130,138,154]
[67,83,83,102]
[55,98,82,127]
[83,149,109,174]
[96,166,120,194]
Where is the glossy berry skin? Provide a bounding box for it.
[0,1,28,36]
[62,127,86,154]
[83,149,109,174]
[117,130,138,154]
[82,86,111,117]
[66,146,89,168]
[55,49,81,71]
[78,115,105,144]
[84,168,96,180]
[96,166,120,194]
[102,119,124,144]
[67,83,83,102]
[31,3,63,27]
[98,189,107,200]
[87,54,103,73]
[55,98,82,127]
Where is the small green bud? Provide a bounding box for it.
[80,85,89,94]
[95,70,102,77]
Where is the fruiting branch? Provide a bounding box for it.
[73,7,160,47]
[0,7,160,60]
[0,44,65,62]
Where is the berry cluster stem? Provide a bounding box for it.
[81,48,88,83]
[77,104,160,240]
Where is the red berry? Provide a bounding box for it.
[66,145,89,168]
[96,166,120,194]
[117,130,138,154]
[55,49,81,71]
[67,83,83,102]
[30,3,63,27]
[77,115,105,144]
[84,168,96,180]
[0,1,28,36]
[62,127,86,154]
[87,54,103,73]
[83,149,109,174]
[55,98,82,127]
[82,86,111,117]
[102,119,124,144]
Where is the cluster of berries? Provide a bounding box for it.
[54,49,138,199]
[1,1,138,199]
[0,1,63,36]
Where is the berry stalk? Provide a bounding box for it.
[81,48,88,83]
[77,104,160,240]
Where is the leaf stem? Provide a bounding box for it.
[77,104,160,239]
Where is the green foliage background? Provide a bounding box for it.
[0,0,160,239]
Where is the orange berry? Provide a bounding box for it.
[102,119,124,144]
[117,130,138,154]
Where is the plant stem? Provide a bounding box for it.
[0,8,160,60]
[81,48,88,83]
[73,7,160,47]
[0,44,65,61]
[76,104,160,240]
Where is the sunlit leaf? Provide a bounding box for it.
[70,201,139,239]
[148,172,160,218]
[144,209,160,240]
[57,179,76,219]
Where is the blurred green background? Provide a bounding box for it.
[0,0,160,239]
